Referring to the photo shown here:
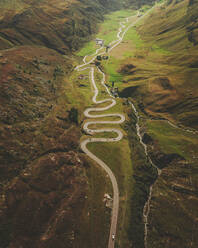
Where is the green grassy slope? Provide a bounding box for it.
[110,0,198,130]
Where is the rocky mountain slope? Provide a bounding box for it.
[0,0,120,54]
[1,0,198,247]
[0,0,121,247]
[0,44,89,248]
[120,0,198,129]
[113,0,198,247]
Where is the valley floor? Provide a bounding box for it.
[74,1,198,247]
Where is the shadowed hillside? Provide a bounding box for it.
[124,0,155,8]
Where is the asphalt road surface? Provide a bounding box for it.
[75,6,157,247]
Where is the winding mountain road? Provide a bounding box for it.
[77,66,125,248]
[75,6,157,248]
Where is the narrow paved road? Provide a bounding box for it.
[78,66,125,248]
[75,6,157,248]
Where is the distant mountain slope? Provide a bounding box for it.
[125,0,155,8]
[0,0,120,54]
[119,0,198,129]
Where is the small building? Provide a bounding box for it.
[104,194,113,208]
[95,38,104,46]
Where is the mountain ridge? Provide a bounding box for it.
[0,0,121,54]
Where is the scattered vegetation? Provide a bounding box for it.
[1,0,198,247]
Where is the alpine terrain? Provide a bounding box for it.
[0,0,198,248]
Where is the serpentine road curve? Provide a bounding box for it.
[78,66,125,248]
[75,6,156,248]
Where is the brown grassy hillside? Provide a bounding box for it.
[0,45,89,248]
[0,1,122,247]
[119,0,198,129]
[115,1,198,247]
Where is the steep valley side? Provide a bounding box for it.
[0,0,121,247]
[105,0,198,247]
[0,0,120,54]
[0,45,94,248]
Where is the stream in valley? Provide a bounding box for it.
[130,101,161,248]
